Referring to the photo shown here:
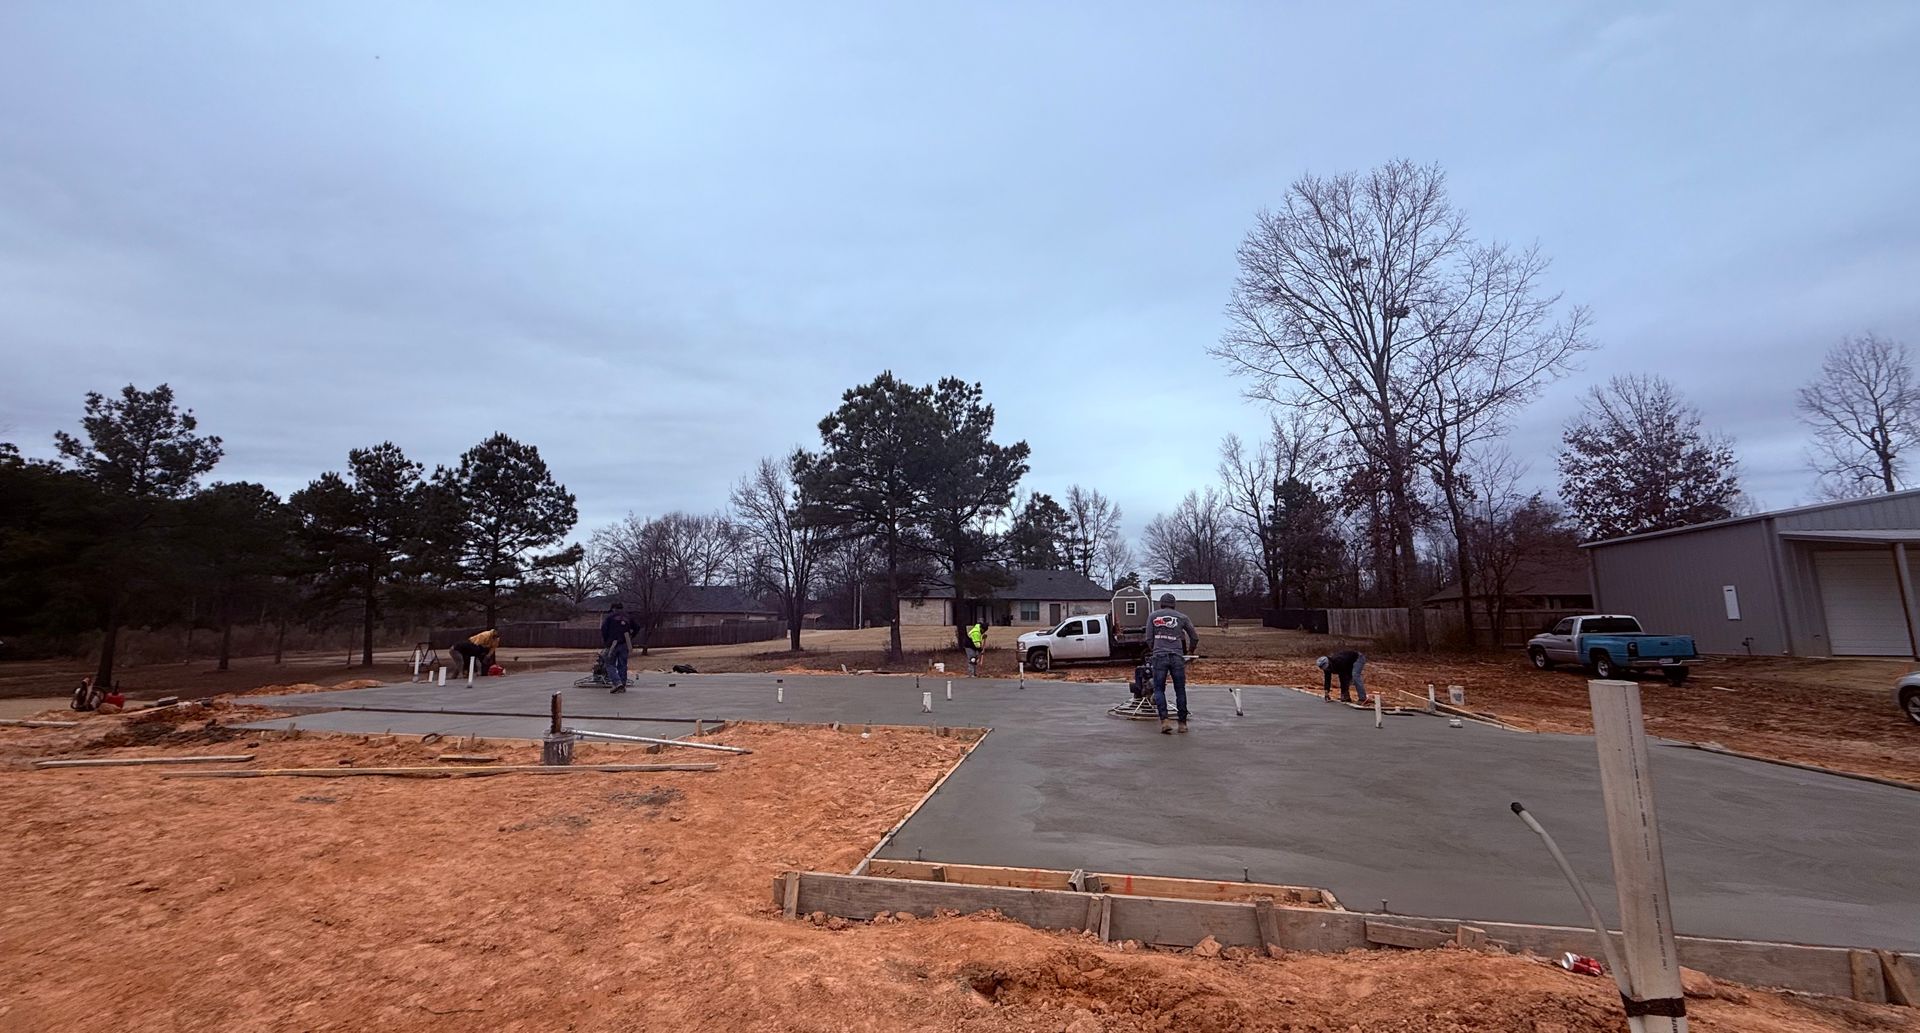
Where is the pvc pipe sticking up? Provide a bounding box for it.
[945,679,952,701]
[1374,694,1383,728]
[437,667,447,687]
[921,692,932,713]
[1232,687,1243,716]
[1427,683,1437,714]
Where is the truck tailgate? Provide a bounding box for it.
[1628,635,1695,659]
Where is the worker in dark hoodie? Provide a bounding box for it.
[1144,593,1200,734]
[1316,650,1369,705]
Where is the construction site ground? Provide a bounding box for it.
[242,671,1918,951]
[4,623,1912,784]
[2,702,1913,1033]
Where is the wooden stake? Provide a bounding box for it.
[1590,679,1688,1031]
[783,871,802,918]
[1876,949,1917,1006]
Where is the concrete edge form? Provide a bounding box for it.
[851,727,992,875]
[772,870,1919,1002]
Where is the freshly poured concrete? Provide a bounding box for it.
[257,671,1920,950]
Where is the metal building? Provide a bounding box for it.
[1583,489,1920,657]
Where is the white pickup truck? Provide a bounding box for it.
[1016,609,1148,671]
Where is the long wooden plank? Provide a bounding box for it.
[779,871,1911,1000]
[862,859,1327,905]
[0,719,80,728]
[163,763,718,779]
[35,755,256,768]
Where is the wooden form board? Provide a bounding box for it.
[861,859,1332,907]
[774,871,1919,1001]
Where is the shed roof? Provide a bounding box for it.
[1582,488,1920,548]
[1148,583,1218,602]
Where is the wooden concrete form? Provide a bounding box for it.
[772,870,1919,1002]
[861,859,1335,908]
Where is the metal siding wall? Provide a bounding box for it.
[1589,521,1785,654]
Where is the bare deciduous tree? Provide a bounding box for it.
[556,542,606,607]
[593,511,740,654]
[1214,160,1587,649]
[1063,485,1126,583]
[1142,489,1245,591]
[731,452,824,651]
[1796,333,1920,498]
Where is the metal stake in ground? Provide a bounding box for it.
[1590,678,1688,1032]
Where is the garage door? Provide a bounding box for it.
[1814,550,1912,656]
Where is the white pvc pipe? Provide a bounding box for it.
[568,727,751,754]
[466,657,476,687]
[921,692,932,713]
[437,667,447,686]
[945,679,952,700]
[1374,694,1383,728]
[1232,687,1243,716]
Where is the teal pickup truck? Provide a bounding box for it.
[1526,614,1701,685]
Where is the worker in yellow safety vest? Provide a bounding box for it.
[965,619,986,677]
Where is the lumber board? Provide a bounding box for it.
[1590,679,1687,1028]
[778,870,1914,1000]
[784,872,1094,931]
[0,719,80,728]
[436,754,499,763]
[34,755,256,768]
[1877,949,1918,1007]
[1852,950,1889,1005]
[1455,925,1490,951]
[781,872,801,919]
[161,763,719,779]
[861,859,1327,905]
[1253,898,1281,952]
[1365,921,1457,950]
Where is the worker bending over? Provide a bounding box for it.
[965,619,987,677]
[1145,593,1199,734]
[1317,650,1368,704]
[454,628,501,679]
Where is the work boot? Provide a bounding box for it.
[1160,719,1173,734]
[1177,721,1189,733]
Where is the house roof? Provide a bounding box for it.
[1426,555,1591,604]
[911,568,1110,602]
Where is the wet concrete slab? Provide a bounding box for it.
[254,670,1920,950]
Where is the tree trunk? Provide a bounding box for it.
[274,615,286,665]
[885,538,903,662]
[217,596,233,672]
[361,575,376,667]
[1438,479,1479,649]
[94,600,121,689]
[485,579,499,629]
[787,590,804,651]
[1387,456,1428,651]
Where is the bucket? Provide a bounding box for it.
[933,662,946,673]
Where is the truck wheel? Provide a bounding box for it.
[1901,686,1920,725]
[1529,647,1553,671]
[1026,647,1050,672]
[1590,652,1619,680]
[1663,666,1690,686]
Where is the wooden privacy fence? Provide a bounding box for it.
[1325,607,1466,642]
[432,620,786,651]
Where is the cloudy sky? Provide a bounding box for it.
[3,2,1917,543]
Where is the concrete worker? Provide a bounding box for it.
[965,618,987,677]
[600,601,637,694]
[1145,593,1200,734]
[453,628,501,679]
[1317,650,1368,704]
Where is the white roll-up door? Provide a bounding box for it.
[1813,550,1912,656]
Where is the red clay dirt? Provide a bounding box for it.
[0,715,1910,1032]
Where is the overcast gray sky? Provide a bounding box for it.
[4,2,1918,544]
